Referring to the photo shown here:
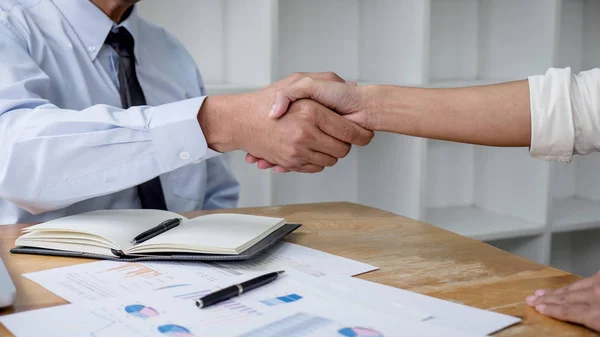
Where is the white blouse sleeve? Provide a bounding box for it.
[528,67,600,162]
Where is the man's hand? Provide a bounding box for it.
[526,271,600,332]
[198,72,374,173]
[246,77,375,172]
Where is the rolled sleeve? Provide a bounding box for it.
[528,68,576,162]
[571,68,600,155]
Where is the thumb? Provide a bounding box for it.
[270,78,358,119]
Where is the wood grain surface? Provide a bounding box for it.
[0,202,596,336]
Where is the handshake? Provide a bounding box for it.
[199,72,377,173]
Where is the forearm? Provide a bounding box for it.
[366,80,531,147]
[0,99,209,213]
[0,25,217,213]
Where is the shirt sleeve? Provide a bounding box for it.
[528,67,600,162]
[0,21,213,214]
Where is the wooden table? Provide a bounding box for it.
[0,202,597,336]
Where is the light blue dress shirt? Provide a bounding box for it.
[0,0,240,224]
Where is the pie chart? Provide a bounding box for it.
[338,327,384,337]
[157,324,194,337]
[124,304,159,319]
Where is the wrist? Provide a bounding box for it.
[361,85,387,131]
[197,95,241,152]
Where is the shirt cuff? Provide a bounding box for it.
[571,68,600,155]
[148,97,220,173]
[528,67,576,163]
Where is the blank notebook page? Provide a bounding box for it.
[23,209,185,249]
[135,213,285,250]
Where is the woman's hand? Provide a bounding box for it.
[526,271,600,332]
[269,77,371,128]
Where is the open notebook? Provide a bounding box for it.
[11,210,300,262]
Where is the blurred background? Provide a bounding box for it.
[137,0,600,276]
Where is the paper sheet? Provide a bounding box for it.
[12,242,521,336]
[23,242,378,304]
[322,275,521,336]
[1,270,479,337]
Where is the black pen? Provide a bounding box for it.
[196,271,285,308]
[131,218,182,244]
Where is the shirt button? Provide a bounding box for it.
[88,46,96,52]
[180,151,190,160]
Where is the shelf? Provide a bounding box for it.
[551,229,600,277]
[425,206,545,241]
[551,197,600,233]
[425,141,474,209]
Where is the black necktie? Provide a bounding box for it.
[105,27,168,210]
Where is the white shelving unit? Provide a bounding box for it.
[138,0,600,276]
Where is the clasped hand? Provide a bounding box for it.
[245,75,372,173]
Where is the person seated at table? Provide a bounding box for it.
[0,0,373,225]
[246,67,600,331]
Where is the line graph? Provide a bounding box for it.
[173,289,212,300]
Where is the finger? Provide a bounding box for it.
[533,288,592,306]
[297,109,353,158]
[346,80,357,86]
[534,289,550,296]
[299,163,325,173]
[526,288,552,306]
[296,71,346,84]
[535,303,589,325]
[273,166,290,173]
[271,77,317,118]
[271,79,358,119]
[317,108,374,146]
[245,153,259,164]
[310,132,352,159]
[276,164,323,173]
[257,159,276,170]
[305,150,338,168]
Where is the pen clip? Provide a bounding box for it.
[159,217,181,229]
[111,249,125,257]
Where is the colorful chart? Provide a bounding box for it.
[238,312,331,337]
[155,284,190,291]
[157,324,194,337]
[124,304,160,319]
[338,327,384,337]
[99,263,163,279]
[260,293,303,306]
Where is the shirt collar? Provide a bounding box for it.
[53,0,141,62]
